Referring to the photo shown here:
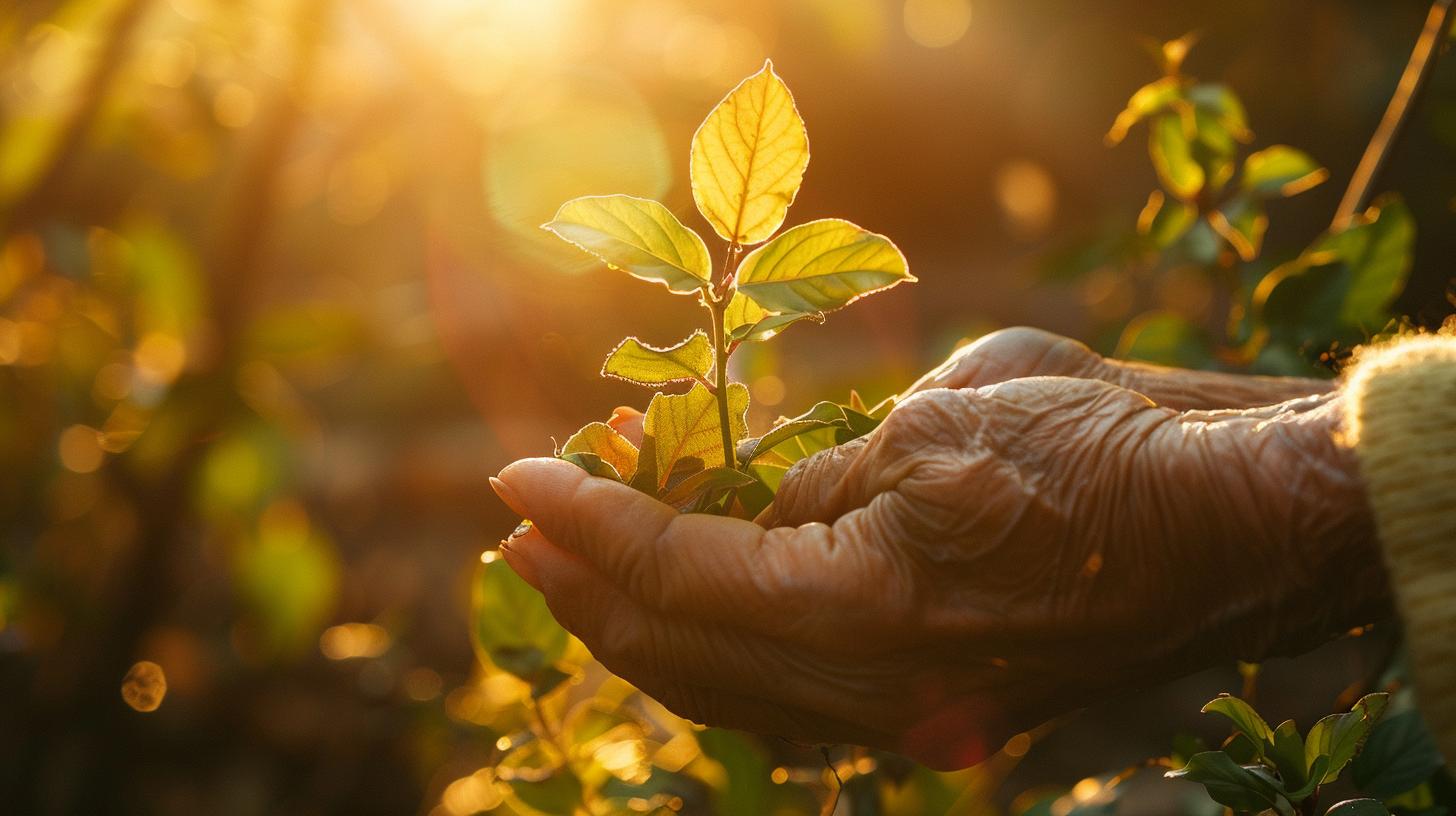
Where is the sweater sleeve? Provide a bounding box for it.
[1345,333,1456,768]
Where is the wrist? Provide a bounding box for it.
[1231,395,1392,658]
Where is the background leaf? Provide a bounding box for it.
[690,59,809,245]
[1351,710,1444,800]
[1149,112,1204,200]
[1241,145,1328,197]
[543,194,711,293]
[471,556,570,682]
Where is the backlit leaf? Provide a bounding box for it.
[723,292,817,342]
[734,218,913,314]
[634,382,749,493]
[560,422,638,482]
[1305,693,1389,784]
[1324,799,1390,816]
[1242,146,1328,198]
[1271,720,1309,792]
[1150,112,1204,200]
[601,331,713,387]
[1106,77,1183,146]
[690,60,810,245]
[543,194,710,293]
[1201,694,1274,755]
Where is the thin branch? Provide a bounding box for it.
[1332,0,1456,228]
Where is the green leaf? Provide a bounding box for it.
[557,451,623,481]
[1202,694,1275,756]
[543,194,711,294]
[1242,146,1328,198]
[1188,83,1253,142]
[1222,732,1262,765]
[1137,190,1198,248]
[1209,195,1268,262]
[1255,196,1414,345]
[1272,720,1310,792]
[1114,311,1213,369]
[734,218,914,315]
[723,292,818,342]
[697,729,773,816]
[1150,112,1204,201]
[1287,756,1331,802]
[736,401,850,465]
[471,556,569,681]
[1106,76,1184,145]
[1305,693,1390,785]
[601,331,713,387]
[634,382,749,493]
[560,422,639,482]
[1165,751,1287,813]
[1324,799,1390,816]
[660,466,757,511]
[1351,710,1444,799]
[690,59,810,245]
[508,769,585,816]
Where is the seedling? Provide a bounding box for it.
[542,60,915,517]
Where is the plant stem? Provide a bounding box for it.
[708,244,743,471]
[1332,0,1455,229]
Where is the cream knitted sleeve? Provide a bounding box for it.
[1345,333,1456,767]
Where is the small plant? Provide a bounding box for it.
[1162,691,1450,816]
[540,60,915,518]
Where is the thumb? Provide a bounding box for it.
[762,436,870,527]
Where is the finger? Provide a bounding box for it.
[504,524,907,734]
[904,326,1331,410]
[1104,359,1333,410]
[762,436,869,527]
[607,406,645,446]
[903,327,1102,394]
[493,458,917,650]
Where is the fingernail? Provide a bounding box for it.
[490,476,524,515]
[499,531,543,590]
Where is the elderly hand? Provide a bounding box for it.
[490,329,1389,770]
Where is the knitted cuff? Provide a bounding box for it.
[1346,334,1456,769]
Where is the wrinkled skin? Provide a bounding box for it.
[491,328,1392,770]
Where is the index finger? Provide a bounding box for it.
[492,458,917,650]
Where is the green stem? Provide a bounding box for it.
[708,244,743,472]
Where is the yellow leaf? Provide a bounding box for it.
[690,60,809,246]
[543,195,710,293]
[560,422,639,482]
[722,292,816,342]
[638,382,748,492]
[734,218,913,314]
[601,331,713,387]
